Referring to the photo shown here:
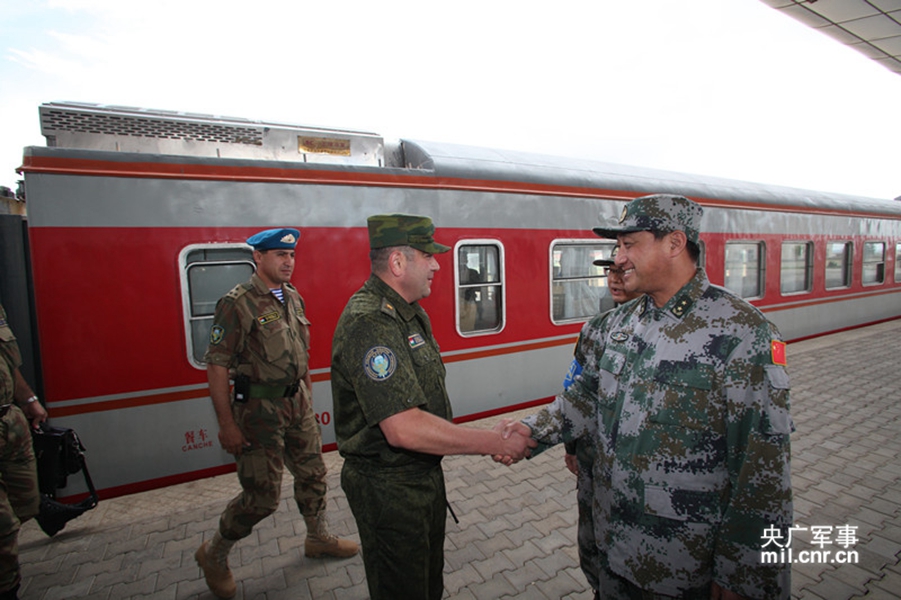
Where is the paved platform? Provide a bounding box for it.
[16,319,901,600]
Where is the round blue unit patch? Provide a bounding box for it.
[364,346,397,381]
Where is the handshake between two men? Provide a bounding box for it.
[491,418,534,466]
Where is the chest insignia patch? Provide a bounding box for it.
[610,331,630,343]
[257,311,281,326]
[771,340,787,366]
[364,346,397,381]
[210,325,225,345]
[408,333,425,348]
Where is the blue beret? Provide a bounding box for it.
[246,228,300,250]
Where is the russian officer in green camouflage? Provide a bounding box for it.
[195,228,357,599]
[507,195,793,599]
[0,303,48,600]
[331,214,535,600]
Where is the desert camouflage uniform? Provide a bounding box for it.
[525,269,793,599]
[203,272,326,539]
[0,305,39,594]
[332,274,452,600]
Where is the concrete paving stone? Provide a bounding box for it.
[473,530,517,557]
[89,560,141,590]
[42,576,97,600]
[445,588,478,600]
[504,540,544,568]
[332,582,370,600]
[137,552,183,580]
[500,583,553,600]
[444,562,482,596]
[75,552,125,578]
[804,571,870,599]
[471,550,517,581]
[533,527,575,555]
[475,514,514,537]
[444,542,488,572]
[466,571,518,599]
[156,561,203,592]
[863,533,901,561]
[532,548,580,580]
[532,567,586,600]
[502,559,549,593]
[243,567,288,598]
[503,520,543,546]
[164,532,205,562]
[827,561,882,593]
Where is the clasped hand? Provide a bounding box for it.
[491,418,536,466]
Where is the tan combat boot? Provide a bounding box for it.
[304,513,359,558]
[195,532,237,598]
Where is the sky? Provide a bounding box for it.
[2,0,900,201]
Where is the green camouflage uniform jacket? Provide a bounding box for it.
[0,304,21,405]
[331,274,452,468]
[524,269,793,599]
[203,273,310,386]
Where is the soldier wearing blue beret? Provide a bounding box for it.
[196,227,358,599]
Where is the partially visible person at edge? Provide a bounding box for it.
[0,303,49,600]
[330,214,536,600]
[196,228,358,599]
[561,247,641,599]
[500,194,793,599]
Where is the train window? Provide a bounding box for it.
[724,242,765,299]
[825,241,853,289]
[550,240,616,323]
[862,241,886,285]
[180,244,255,367]
[455,242,504,335]
[780,242,813,295]
[895,244,901,283]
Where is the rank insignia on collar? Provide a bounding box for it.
[408,333,425,348]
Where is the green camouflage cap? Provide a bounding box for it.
[367,213,451,254]
[593,194,702,244]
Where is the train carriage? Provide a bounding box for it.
[9,102,901,500]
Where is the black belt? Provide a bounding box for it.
[249,380,300,399]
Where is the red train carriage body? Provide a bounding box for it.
[13,102,901,500]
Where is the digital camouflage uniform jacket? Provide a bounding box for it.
[524,269,793,599]
[331,274,452,468]
[203,273,310,386]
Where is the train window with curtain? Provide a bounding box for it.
[180,244,255,367]
[780,241,813,294]
[825,241,853,290]
[862,241,886,285]
[550,240,617,323]
[455,241,504,335]
[724,241,765,299]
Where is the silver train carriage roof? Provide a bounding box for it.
[31,101,901,218]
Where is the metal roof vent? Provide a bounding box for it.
[39,102,385,166]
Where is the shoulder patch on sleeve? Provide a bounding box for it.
[364,346,397,380]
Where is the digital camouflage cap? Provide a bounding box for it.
[593,194,703,245]
[367,214,451,254]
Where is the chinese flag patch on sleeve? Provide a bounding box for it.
[771,340,787,366]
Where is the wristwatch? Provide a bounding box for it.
[24,395,38,404]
